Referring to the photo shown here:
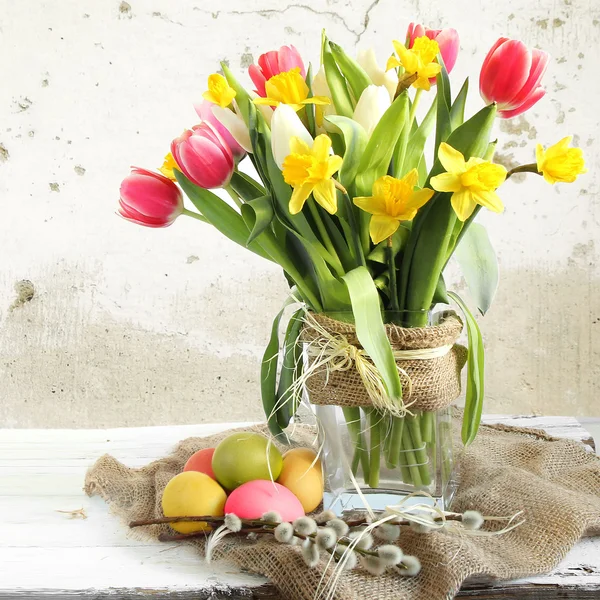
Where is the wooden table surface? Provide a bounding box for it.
[1,416,599,599]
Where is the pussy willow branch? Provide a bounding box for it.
[130,512,466,530]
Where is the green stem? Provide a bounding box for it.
[401,423,422,487]
[182,208,209,223]
[342,407,370,483]
[420,411,434,443]
[387,237,399,311]
[306,199,344,276]
[407,413,431,486]
[408,88,423,124]
[386,415,405,468]
[506,162,540,178]
[224,184,243,209]
[367,408,381,488]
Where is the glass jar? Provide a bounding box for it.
[304,310,461,515]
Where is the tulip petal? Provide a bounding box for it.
[369,215,400,244]
[270,104,313,169]
[506,48,549,107]
[451,189,477,221]
[248,64,267,97]
[497,86,545,118]
[479,37,509,84]
[289,182,314,214]
[312,180,338,214]
[278,45,306,77]
[480,39,531,105]
[438,142,466,173]
[211,106,252,154]
[435,28,460,73]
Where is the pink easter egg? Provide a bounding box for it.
[224,480,305,522]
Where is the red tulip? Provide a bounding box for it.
[249,45,305,97]
[119,168,183,228]
[194,99,246,160]
[479,38,549,118]
[171,122,234,189]
[406,22,460,77]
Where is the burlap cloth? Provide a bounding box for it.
[301,313,468,412]
[85,419,600,600]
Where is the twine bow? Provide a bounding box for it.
[298,313,453,416]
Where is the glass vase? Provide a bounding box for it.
[303,310,462,515]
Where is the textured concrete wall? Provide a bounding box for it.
[0,0,598,427]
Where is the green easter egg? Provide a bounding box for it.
[212,432,283,491]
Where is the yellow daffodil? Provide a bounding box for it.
[386,36,442,91]
[202,73,236,108]
[536,136,587,184]
[282,135,343,215]
[254,68,331,112]
[430,143,507,221]
[353,170,434,243]
[159,152,178,181]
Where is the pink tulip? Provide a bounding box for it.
[407,23,460,78]
[119,167,183,228]
[479,38,549,119]
[249,45,305,97]
[194,99,246,160]
[171,122,234,189]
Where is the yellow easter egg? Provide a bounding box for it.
[161,471,226,533]
[277,448,323,513]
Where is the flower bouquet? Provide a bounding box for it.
[119,25,586,511]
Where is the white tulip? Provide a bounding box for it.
[353,85,391,139]
[270,104,313,169]
[357,48,397,101]
[311,66,337,133]
[211,105,253,153]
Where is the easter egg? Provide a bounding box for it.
[224,480,305,521]
[161,471,226,533]
[183,448,216,479]
[277,448,324,513]
[212,432,283,491]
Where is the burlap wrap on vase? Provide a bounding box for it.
[85,420,600,600]
[301,312,468,412]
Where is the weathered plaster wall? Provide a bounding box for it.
[0,0,598,427]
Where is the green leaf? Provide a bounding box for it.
[275,309,305,429]
[355,92,409,196]
[329,41,371,102]
[432,273,449,304]
[342,267,403,400]
[261,297,298,436]
[304,64,317,137]
[453,223,499,315]
[367,226,410,265]
[402,94,437,176]
[240,195,274,245]
[221,63,253,126]
[449,77,469,130]
[448,291,485,446]
[322,31,354,117]
[175,171,272,262]
[435,64,452,154]
[325,115,368,193]
[229,171,266,201]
